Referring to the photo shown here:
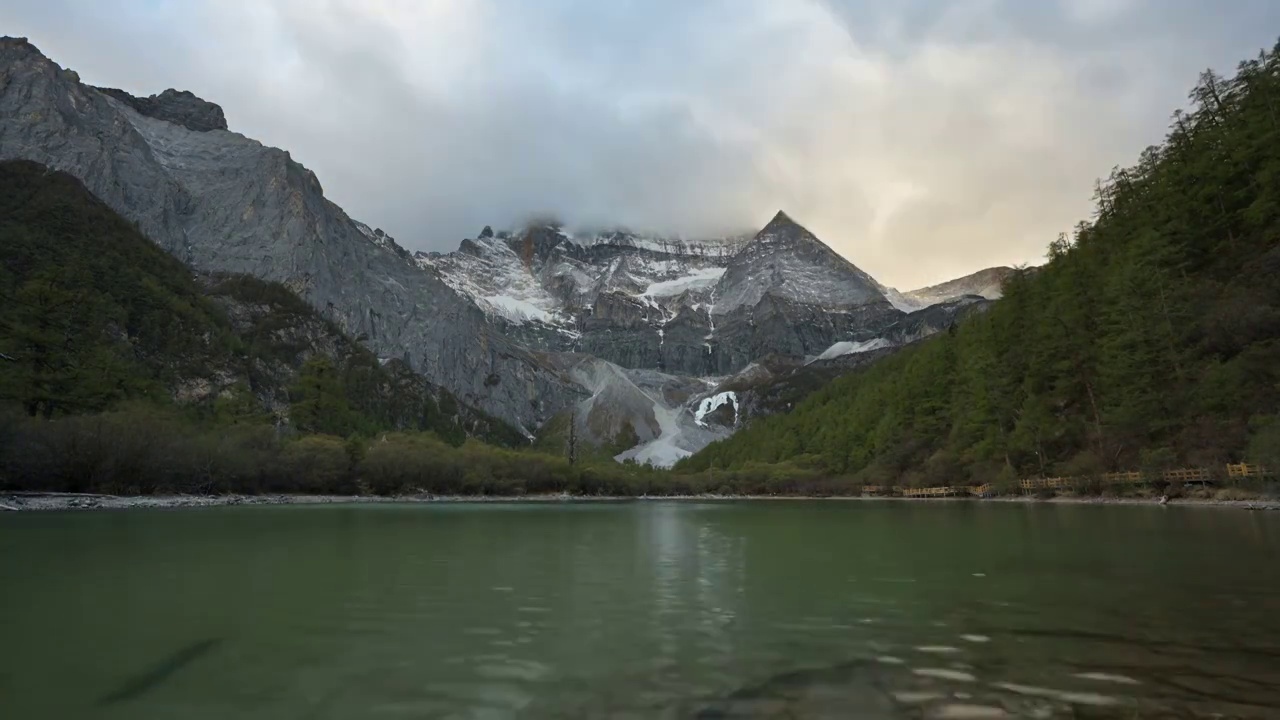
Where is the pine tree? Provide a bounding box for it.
[566,408,578,465]
[290,356,355,435]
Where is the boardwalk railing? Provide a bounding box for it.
[1162,468,1210,484]
[901,486,959,498]
[882,462,1273,500]
[1227,463,1269,478]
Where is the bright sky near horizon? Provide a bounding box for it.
[4,0,1278,289]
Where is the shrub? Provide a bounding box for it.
[278,435,355,494]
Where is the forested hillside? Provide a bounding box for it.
[0,160,522,445]
[679,45,1280,486]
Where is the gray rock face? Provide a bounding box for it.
[0,37,193,263]
[93,86,228,132]
[881,295,991,344]
[0,36,582,434]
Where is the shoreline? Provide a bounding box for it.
[2,491,1277,513]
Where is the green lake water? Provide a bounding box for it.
[1,501,1278,719]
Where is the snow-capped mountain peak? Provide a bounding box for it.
[711,211,890,315]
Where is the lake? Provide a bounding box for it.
[1,501,1278,718]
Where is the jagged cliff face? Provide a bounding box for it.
[0,36,1011,463]
[92,87,228,133]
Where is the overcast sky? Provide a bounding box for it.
[5,1,1278,288]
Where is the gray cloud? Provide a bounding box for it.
[3,0,1278,288]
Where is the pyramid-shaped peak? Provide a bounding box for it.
[715,209,890,315]
[762,210,802,232]
[754,210,827,249]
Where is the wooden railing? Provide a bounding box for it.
[1162,467,1209,483]
[901,486,959,498]
[1227,463,1269,478]
[859,463,1268,500]
[1020,477,1070,490]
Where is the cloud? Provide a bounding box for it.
[3,0,1278,288]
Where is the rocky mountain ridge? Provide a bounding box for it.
[892,266,1015,311]
[92,86,228,132]
[419,211,997,378]
[0,36,1011,463]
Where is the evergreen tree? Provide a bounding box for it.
[290,356,355,436]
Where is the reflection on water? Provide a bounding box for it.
[97,638,224,706]
[1,502,1278,718]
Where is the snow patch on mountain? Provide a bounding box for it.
[880,286,930,313]
[616,403,693,468]
[813,337,892,363]
[479,295,559,325]
[639,267,726,300]
[564,230,749,258]
[899,267,1014,308]
[694,391,738,427]
[416,235,572,329]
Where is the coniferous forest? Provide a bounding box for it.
[677,45,1280,489]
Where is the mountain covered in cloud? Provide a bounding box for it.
[0,36,1008,464]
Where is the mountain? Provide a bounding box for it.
[0,36,581,437]
[877,267,1013,313]
[678,45,1280,481]
[0,36,1010,464]
[0,159,523,446]
[419,211,908,377]
[901,267,1015,310]
[414,212,996,464]
[415,224,751,371]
